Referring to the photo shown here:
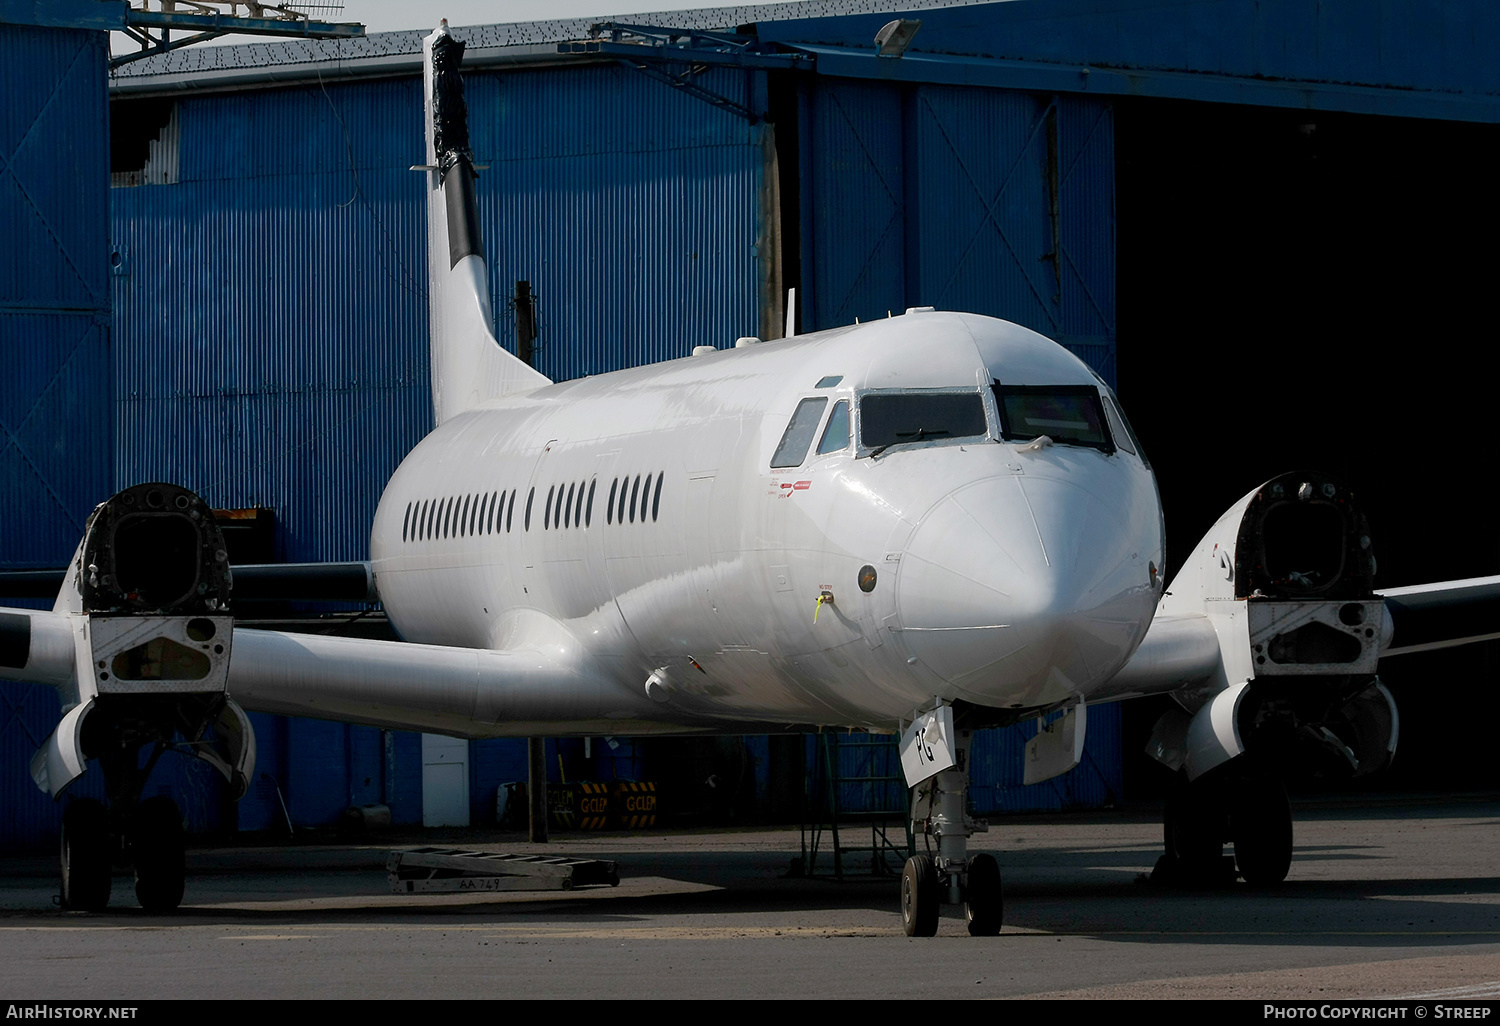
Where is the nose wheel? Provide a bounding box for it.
[901,855,940,936]
[899,852,1004,937]
[963,853,1002,936]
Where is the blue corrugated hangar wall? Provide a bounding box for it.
[104,48,1121,836]
[0,15,116,849]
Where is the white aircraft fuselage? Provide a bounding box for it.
[370,309,1165,731]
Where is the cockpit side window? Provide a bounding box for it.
[771,397,829,468]
[860,392,987,451]
[993,384,1113,453]
[1102,393,1149,467]
[816,400,850,455]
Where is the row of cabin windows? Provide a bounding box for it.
[403,489,517,542]
[537,471,666,530]
[606,472,665,525]
[401,472,666,543]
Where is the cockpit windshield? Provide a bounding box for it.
[860,391,988,452]
[993,385,1113,453]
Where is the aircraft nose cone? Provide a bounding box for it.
[896,473,1155,707]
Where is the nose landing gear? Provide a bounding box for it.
[900,723,1003,936]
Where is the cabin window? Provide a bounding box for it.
[575,480,585,526]
[586,479,596,527]
[815,375,843,388]
[629,475,640,523]
[993,385,1113,453]
[563,483,574,528]
[420,499,431,540]
[771,397,828,468]
[507,489,516,532]
[652,473,664,521]
[524,488,534,531]
[443,497,453,539]
[860,392,987,451]
[607,479,618,524]
[817,400,850,455]
[547,485,557,529]
[403,502,412,543]
[618,478,629,524]
[640,473,652,522]
[461,495,472,535]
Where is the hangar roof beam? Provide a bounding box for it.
[112,1,364,70]
[559,22,812,123]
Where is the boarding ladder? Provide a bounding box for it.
[799,731,913,880]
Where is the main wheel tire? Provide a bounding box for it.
[901,855,940,937]
[1231,774,1293,886]
[60,798,112,912]
[964,853,1003,937]
[1162,772,1229,884]
[132,796,185,913]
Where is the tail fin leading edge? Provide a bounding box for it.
[423,22,550,424]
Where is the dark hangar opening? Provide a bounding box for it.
[110,97,175,175]
[1115,99,1500,794]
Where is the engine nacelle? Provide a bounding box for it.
[1149,471,1398,781]
[32,483,254,799]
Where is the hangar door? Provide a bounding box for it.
[799,80,1115,385]
[0,24,113,850]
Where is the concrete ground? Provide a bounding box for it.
[1,794,1498,1000]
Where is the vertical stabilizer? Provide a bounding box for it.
[424,22,550,424]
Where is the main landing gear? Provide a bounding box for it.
[59,740,187,914]
[1155,758,1293,887]
[901,728,1002,936]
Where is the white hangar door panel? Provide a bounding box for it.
[421,733,470,827]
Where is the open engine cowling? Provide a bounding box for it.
[1147,471,1398,782]
[31,483,254,800]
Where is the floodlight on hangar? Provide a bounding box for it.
[874,18,921,58]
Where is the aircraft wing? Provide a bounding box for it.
[0,562,377,604]
[1377,575,1500,657]
[1098,574,1500,702]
